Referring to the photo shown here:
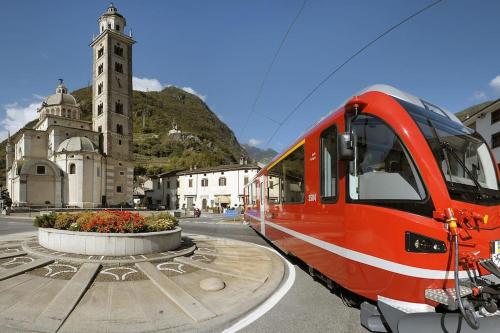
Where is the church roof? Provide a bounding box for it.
[57,136,98,153]
[43,80,78,107]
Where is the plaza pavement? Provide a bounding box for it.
[0,232,288,333]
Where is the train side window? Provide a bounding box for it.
[268,166,281,204]
[282,146,305,203]
[349,115,426,201]
[320,125,337,201]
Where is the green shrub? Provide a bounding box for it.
[33,213,57,228]
[145,212,178,232]
[75,212,94,229]
[54,213,78,230]
[34,210,176,233]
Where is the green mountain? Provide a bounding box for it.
[0,86,246,181]
[242,144,278,165]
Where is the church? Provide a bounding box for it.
[5,4,134,208]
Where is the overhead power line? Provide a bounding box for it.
[265,0,444,147]
[240,0,309,139]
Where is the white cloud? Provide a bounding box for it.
[248,138,262,147]
[132,77,208,101]
[132,77,165,92]
[0,99,42,140]
[471,91,487,101]
[489,75,500,93]
[181,87,207,101]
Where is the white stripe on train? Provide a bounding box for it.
[246,213,473,280]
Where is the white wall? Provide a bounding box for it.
[474,113,500,164]
[145,167,259,211]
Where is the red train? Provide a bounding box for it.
[244,85,500,333]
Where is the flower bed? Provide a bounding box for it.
[34,211,182,256]
[34,211,177,233]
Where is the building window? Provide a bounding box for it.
[219,177,227,186]
[120,171,125,175]
[98,83,103,95]
[97,102,103,115]
[115,101,123,114]
[201,178,208,187]
[492,109,500,125]
[244,170,248,173]
[493,132,500,149]
[157,181,160,189]
[116,124,123,135]
[97,47,104,59]
[69,164,76,174]
[108,23,111,29]
[97,167,100,177]
[98,126,102,133]
[118,139,122,145]
[36,165,46,175]
[167,181,170,189]
[116,186,122,193]
[244,176,249,185]
[176,180,180,188]
[98,63,103,75]
[114,45,123,56]
[320,125,337,201]
[115,62,123,73]
[36,165,46,174]
[188,179,193,187]
[115,24,120,31]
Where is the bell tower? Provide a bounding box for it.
[91,3,135,206]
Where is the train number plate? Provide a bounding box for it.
[492,241,500,267]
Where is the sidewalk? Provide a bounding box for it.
[0,233,287,333]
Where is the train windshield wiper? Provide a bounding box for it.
[440,141,484,197]
[427,119,456,188]
[427,119,484,197]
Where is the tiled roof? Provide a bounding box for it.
[456,99,500,122]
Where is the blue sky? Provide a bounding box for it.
[1,0,500,152]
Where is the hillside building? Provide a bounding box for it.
[145,163,259,211]
[5,4,135,207]
[459,100,500,167]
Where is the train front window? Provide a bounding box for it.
[349,114,426,201]
[398,98,500,205]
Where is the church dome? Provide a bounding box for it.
[57,137,97,153]
[44,80,78,106]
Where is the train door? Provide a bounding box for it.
[260,178,265,235]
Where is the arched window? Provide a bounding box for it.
[218,177,226,186]
[69,164,76,174]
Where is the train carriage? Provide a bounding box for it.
[244,85,500,333]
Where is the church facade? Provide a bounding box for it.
[5,4,134,208]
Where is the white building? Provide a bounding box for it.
[5,4,135,207]
[459,100,500,167]
[146,164,259,211]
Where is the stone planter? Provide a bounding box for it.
[38,227,182,256]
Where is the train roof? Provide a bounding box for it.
[253,84,461,179]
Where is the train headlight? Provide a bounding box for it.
[405,232,447,253]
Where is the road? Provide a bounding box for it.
[0,214,366,333]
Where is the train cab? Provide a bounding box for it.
[244,84,500,333]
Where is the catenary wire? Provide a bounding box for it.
[265,0,444,147]
[240,0,309,139]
